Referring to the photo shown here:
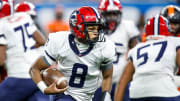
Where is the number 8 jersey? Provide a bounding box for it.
[128,37,180,98]
[0,12,40,78]
[44,32,115,101]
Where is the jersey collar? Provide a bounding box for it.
[68,34,94,57]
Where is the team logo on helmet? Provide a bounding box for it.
[70,10,79,27]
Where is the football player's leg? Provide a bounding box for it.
[49,95,55,101]
[92,87,102,101]
[123,83,130,101]
[0,77,37,101]
[93,83,129,101]
[54,93,76,101]
[93,84,115,101]
[110,83,116,101]
[0,78,14,101]
[111,83,130,101]
[27,90,49,101]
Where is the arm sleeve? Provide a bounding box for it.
[100,41,116,71]
[43,35,57,65]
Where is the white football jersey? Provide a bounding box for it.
[0,12,40,78]
[106,20,140,83]
[44,31,115,101]
[128,37,180,98]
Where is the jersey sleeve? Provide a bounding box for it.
[0,20,7,45]
[43,34,58,65]
[100,40,116,71]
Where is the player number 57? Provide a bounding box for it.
[137,41,167,66]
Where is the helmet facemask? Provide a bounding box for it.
[168,13,180,35]
[102,11,122,34]
[77,17,105,45]
[69,6,105,45]
[86,23,105,44]
[160,5,180,35]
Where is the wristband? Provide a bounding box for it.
[37,81,48,93]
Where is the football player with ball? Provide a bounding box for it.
[30,6,116,101]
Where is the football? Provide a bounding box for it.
[41,68,68,89]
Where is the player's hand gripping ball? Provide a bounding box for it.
[41,68,68,89]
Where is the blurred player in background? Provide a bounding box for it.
[0,1,49,101]
[47,5,69,33]
[160,5,180,91]
[93,0,140,101]
[115,15,180,101]
[160,5,180,37]
[0,0,14,83]
[2,0,14,13]
[15,1,47,38]
[141,5,180,42]
[15,1,48,57]
[29,6,115,101]
[14,2,56,101]
[0,0,13,83]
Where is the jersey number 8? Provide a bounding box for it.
[69,63,88,88]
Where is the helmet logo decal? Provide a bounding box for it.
[85,16,96,20]
[70,10,79,27]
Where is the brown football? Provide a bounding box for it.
[41,68,68,89]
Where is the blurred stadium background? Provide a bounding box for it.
[15,0,180,34]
